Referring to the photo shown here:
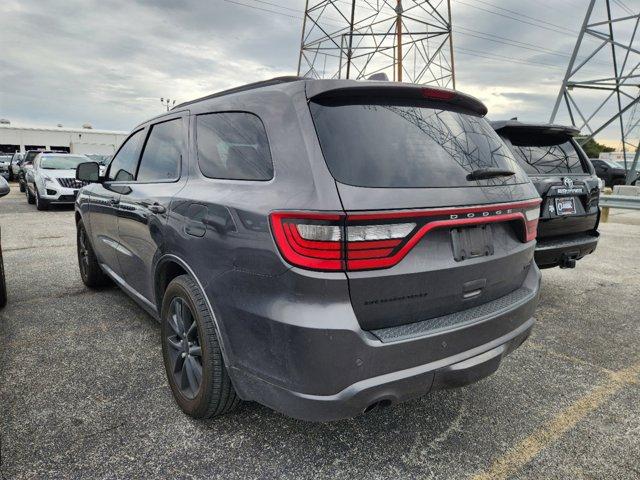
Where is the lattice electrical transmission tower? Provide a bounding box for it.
[549,0,640,184]
[297,0,455,88]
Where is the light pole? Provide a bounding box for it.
[160,98,176,112]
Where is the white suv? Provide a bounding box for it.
[25,153,91,210]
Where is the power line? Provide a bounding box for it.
[455,0,586,38]
[454,50,559,70]
[454,26,612,68]
[347,0,603,63]
[251,0,303,14]
[222,0,576,73]
[613,0,634,15]
[221,0,302,20]
[455,47,563,70]
[466,0,581,34]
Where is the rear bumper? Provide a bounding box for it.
[535,232,599,269]
[224,264,541,421]
[231,318,534,421]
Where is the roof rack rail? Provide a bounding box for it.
[172,76,304,110]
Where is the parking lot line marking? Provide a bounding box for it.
[526,341,615,376]
[470,361,640,480]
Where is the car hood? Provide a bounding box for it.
[40,169,77,178]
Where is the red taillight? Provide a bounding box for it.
[345,222,415,270]
[270,212,344,271]
[421,88,456,101]
[270,199,541,272]
[524,206,540,242]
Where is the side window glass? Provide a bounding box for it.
[196,112,273,181]
[108,129,145,181]
[137,118,182,182]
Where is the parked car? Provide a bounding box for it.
[492,120,600,269]
[0,155,11,180]
[75,77,542,421]
[590,158,636,187]
[18,150,50,192]
[86,154,113,176]
[25,153,91,210]
[8,152,23,181]
[0,176,9,309]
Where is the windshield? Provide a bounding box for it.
[86,154,112,165]
[612,161,638,170]
[40,155,88,170]
[310,100,526,188]
[601,160,621,168]
[24,151,43,163]
[508,139,587,175]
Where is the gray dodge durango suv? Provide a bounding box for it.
[75,77,542,421]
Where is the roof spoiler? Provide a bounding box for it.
[491,120,580,137]
[307,83,488,116]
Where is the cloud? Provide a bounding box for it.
[0,0,636,149]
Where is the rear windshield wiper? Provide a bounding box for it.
[466,168,515,181]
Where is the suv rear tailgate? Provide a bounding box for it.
[494,124,600,240]
[309,85,540,331]
[340,188,539,330]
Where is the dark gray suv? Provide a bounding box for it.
[75,77,542,421]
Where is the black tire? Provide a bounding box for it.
[26,185,35,204]
[35,188,49,211]
[161,275,240,419]
[0,241,6,309]
[77,220,110,288]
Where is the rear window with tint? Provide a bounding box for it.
[507,138,587,175]
[196,112,273,181]
[310,101,525,188]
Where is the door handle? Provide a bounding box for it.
[147,203,166,214]
[109,198,120,205]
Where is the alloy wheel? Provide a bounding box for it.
[166,297,203,399]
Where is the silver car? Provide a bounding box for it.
[0,155,11,180]
[8,152,23,181]
[25,153,90,210]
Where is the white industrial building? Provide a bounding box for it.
[0,122,128,155]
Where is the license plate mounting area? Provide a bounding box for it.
[451,225,494,262]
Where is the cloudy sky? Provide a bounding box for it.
[1,0,637,147]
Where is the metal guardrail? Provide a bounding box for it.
[600,193,640,222]
[599,195,640,210]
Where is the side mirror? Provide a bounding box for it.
[76,162,101,183]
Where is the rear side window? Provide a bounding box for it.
[109,129,145,181]
[137,119,182,182]
[508,138,587,175]
[196,112,273,181]
[310,101,524,188]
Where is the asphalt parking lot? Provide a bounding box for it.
[1,181,639,480]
